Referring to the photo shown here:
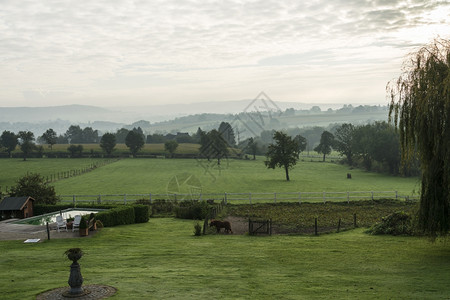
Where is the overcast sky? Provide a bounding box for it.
[0,0,449,108]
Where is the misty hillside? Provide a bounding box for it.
[0,103,389,139]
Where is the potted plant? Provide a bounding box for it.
[79,216,88,236]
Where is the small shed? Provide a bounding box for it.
[0,196,35,219]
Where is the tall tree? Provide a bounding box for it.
[82,127,98,143]
[115,128,130,143]
[65,125,83,144]
[199,129,229,165]
[0,130,18,157]
[265,131,300,181]
[352,125,374,170]
[41,128,57,149]
[18,131,35,161]
[388,38,450,236]
[100,133,116,157]
[218,122,236,146]
[125,131,145,157]
[334,123,354,165]
[314,131,334,162]
[164,140,179,158]
[9,173,59,204]
[294,134,307,153]
[246,137,258,160]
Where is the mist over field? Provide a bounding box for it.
[0,100,388,138]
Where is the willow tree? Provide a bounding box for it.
[388,38,450,236]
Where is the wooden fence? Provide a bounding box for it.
[56,190,418,206]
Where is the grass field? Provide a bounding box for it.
[51,158,419,197]
[0,158,112,190]
[0,157,420,198]
[0,219,448,299]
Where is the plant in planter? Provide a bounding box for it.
[79,216,88,236]
[95,219,104,230]
[63,248,86,296]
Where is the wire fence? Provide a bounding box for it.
[58,190,419,206]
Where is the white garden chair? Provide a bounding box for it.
[72,215,82,232]
[56,215,67,232]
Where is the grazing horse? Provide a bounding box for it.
[210,220,233,234]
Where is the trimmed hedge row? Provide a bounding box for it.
[95,205,150,227]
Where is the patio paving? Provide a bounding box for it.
[0,219,92,241]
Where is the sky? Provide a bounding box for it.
[0,0,449,108]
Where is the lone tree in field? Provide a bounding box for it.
[100,133,116,157]
[0,130,18,157]
[125,130,145,158]
[265,131,300,181]
[9,173,59,205]
[41,128,57,150]
[314,131,334,162]
[18,131,35,161]
[388,38,450,236]
[164,140,179,158]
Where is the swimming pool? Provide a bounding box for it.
[12,208,105,226]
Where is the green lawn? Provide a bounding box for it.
[48,158,419,198]
[0,158,112,190]
[0,218,448,299]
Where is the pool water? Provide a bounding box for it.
[13,208,104,226]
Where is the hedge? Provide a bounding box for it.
[95,206,135,227]
[133,204,150,223]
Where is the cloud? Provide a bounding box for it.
[0,0,449,106]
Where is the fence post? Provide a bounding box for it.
[98,194,102,203]
[323,191,326,203]
[314,218,318,235]
[274,192,277,203]
[72,195,76,207]
[124,194,127,204]
[347,191,350,203]
[249,193,252,205]
[224,192,227,205]
[395,191,398,200]
[371,191,374,201]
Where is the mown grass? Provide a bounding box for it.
[0,158,112,190]
[48,158,419,198]
[0,218,448,299]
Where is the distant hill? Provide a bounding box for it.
[0,102,389,138]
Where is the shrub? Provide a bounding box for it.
[175,200,210,220]
[367,211,413,235]
[193,222,202,236]
[152,199,175,215]
[133,204,150,223]
[79,216,88,229]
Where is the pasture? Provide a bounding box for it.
[0,158,420,199]
[0,219,448,299]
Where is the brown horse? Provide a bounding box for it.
[209,220,233,234]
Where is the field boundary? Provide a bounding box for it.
[58,190,419,205]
